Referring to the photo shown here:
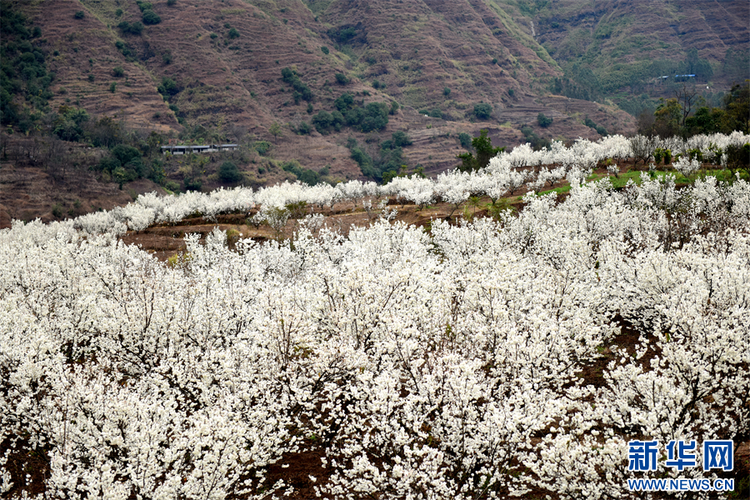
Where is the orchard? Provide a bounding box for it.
[1,132,749,499]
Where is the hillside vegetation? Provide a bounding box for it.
[1,0,629,141]
[2,0,748,224]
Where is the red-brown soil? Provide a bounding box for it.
[0,135,165,227]
[10,0,636,182]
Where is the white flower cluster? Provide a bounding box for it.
[648,131,750,163]
[672,156,702,178]
[39,132,744,239]
[2,156,749,498]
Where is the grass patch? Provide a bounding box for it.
[535,168,736,197]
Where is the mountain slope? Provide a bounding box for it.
[526,0,750,108]
[535,0,749,69]
[8,0,633,173]
[23,0,627,135]
[26,0,177,132]
[7,0,748,224]
[316,0,560,111]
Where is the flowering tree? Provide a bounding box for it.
[1,132,749,499]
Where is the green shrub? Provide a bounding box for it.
[520,125,550,150]
[112,144,141,165]
[183,176,202,192]
[443,87,451,96]
[726,143,750,176]
[53,106,89,142]
[74,11,85,19]
[118,21,144,35]
[346,137,376,179]
[327,25,358,44]
[335,73,349,85]
[115,8,123,17]
[687,148,703,162]
[537,113,553,128]
[334,92,354,112]
[280,67,313,102]
[52,204,64,219]
[112,66,124,77]
[167,0,177,5]
[268,122,282,137]
[157,77,179,97]
[456,129,505,172]
[653,148,664,165]
[227,27,240,39]
[312,110,334,134]
[458,132,472,149]
[218,161,242,183]
[254,141,271,155]
[391,130,412,147]
[346,137,407,182]
[97,144,148,186]
[321,46,329,55]
[582,116,606,135]
[473,102,492,120]
[296,121,312,135]
[142,10,161,25]
[359,102,389,132]
[344,107,364,126]
[316,95,389,133]
[282,160,320,186]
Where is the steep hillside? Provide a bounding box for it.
[316,0,559,110]
[23,0,750,224]
[533,0,749,73]
[28,0,178,132]
[48,0,574,132]
[19,0,637,140]
[2,0,634,199]
[524,0,750,111]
